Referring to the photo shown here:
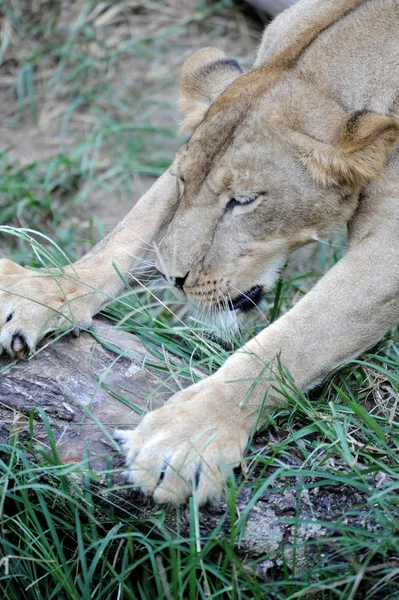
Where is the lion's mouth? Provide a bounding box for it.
[228,285,263,312]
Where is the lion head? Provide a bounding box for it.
[156,47,399,313]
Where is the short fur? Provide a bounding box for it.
[1,0,398,505]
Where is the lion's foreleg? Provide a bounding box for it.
[71,169,178,308]
[0,169,178,356]
[220,203,399,415]
[117,226,399,504]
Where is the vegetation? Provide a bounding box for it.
[0,1,398,598]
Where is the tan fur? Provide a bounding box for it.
[0,171,179,357]
[178,47,242,132]
[1,0,399,505]
[294,112,399,187]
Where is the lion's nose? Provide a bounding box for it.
[174,273,189,290]
[159,271,189,291]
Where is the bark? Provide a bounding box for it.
[0,320,386,577]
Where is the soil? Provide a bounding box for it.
[0,1,263,235]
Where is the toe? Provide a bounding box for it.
[197,443,243,503]
[114,429,132,443]
[114,430,141,466]
[11,332,30,359]
[153,447,200,504]
[195,462,225,504]
[127,448,167,495]
[0,325,33,359]
[115,428,165,494]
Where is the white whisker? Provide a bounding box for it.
[119,225,155,249]
[128,274,219,352]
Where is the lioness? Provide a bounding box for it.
[1,0,398,504]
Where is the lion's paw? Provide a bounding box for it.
[115,379,249,505]
[0,258,93,358]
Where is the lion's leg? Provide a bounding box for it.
[231,155,399,400]
[67,169,178,309]
[214,161,399,406]
[119,173,399,505]
[0,169,178,357]
[225,224,399,403]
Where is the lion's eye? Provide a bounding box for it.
[178,176,185,186]
[226,194,260,212]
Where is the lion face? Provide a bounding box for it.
[157,125,353,313]
[156,47,399,313]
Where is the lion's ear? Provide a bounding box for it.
[179,47,242,133]
[296,111,399,188]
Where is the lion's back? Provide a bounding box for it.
[298,0,399,114]
[259,0,399,116]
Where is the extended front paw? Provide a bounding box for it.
[0,258,94,358]
[115,379,250,505]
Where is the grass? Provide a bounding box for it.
[1,1,399,598]
[1,239,398,598]
[1,338,399,599]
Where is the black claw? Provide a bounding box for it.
[158,456,172,484]
[62,327,83,344]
